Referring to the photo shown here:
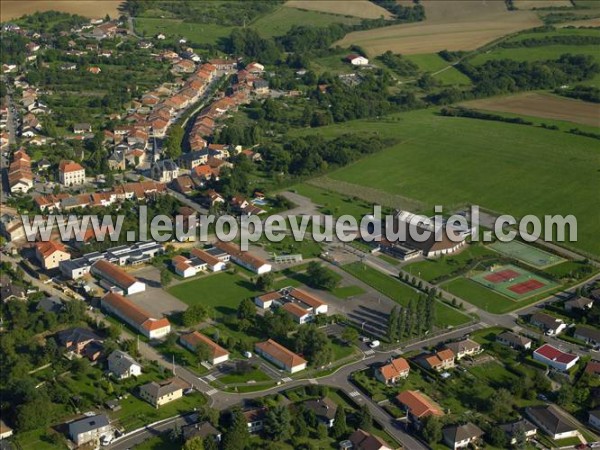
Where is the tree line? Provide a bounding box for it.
[387,291,437,341]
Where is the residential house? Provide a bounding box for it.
[182,421,221,443]
[151,159,179,183]
[37,296,63,314]
[0,420,13,440]
[585,360,600,377]
[375,357,410,385]
[396,390,443,425]
[418,349,455,372]
[59,160,86,186]
[530,312,566,335]
[526,405,579,440]
[304,398,337,428]
[255,339,307,373]
[442,423,484,450]
[346,54,369,65]
[346,429,392,450]
[108,150,126,171]
[180,149,209,169]
[496,331,532,350]
[73,123,92,134]
[499,419,537,445]
[0,282,26,302]
[139,378,186,408]
[35,240,71,269]
[444,338,482,360]
[8,149,33,193]
[565,296,594,312]
[68,414,111,446]
[101,292,171,339]
[56,327,104,361]
[589,410,600,432]
[214,241,272,274]
[243,408,267,433]
[91,260,146,295]
[172,175,195,195]
[574,325,600,346]
[107,350,142,379]
[533,344,579,371]
[180,331,229,365]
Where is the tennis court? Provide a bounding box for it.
[489,241,565,269]
[469,264,558,300]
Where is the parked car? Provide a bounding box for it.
[369,340,380,349]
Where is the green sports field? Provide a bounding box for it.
[489,241,565,268]
[468,264,559,300]
[291,109,600,258]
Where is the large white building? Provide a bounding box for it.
[533,344,579,371]
[214,241,271,274]
[91,260,146,296]
[59,160,86,186]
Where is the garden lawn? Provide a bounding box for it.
[168,272,257,316]
[331,285,366,299]
[291,109,600,258]
[343,262,471,327]
[134,18,234,45]
[219,368,271,384]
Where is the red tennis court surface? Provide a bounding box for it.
[508,279,545,294]
[484,269,520,283]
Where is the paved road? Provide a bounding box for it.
[110,413,198,450]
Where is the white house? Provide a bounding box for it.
[443,423,484,450]
[107,350,142,379]
[68,414,111,446]
[533,344,579,372]
[346,54,369,66]
[526,405,579,441]
[59,160,86,186]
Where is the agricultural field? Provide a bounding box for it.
[461,92,600,127]
[0,0,122,21]
[513,0,573,8]
[404,53,472,85]
[251,6,361,37]
[291,109,600,258]
[284,0,392,20]
[335,0,541,56]
[134,17,234,45]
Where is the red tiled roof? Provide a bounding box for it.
[379,357,409,381]
[282,302,309,318]
[534,344,578,364]
[180,331,229,359]
[59,160,84,173]
[255,339,306,369]
[396,390,443,419]
[92,260,138,289]
[102,292,170,331]
[214,241,267,270]
[289,288,325,309]
[35,240,67,258]
[190,248,221,267]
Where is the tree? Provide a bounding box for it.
[488,426,507,448]
[264,406,293,441]
[183,437,205,450]
[255,272,275,291]
[306,262,339,290]
[238,298,257,321]
[489,388,514,421]
[330,406,347,439]
[183,304,208,327]
[164,125,184,160]
[196,342,212,363]
[221,409,250,450]
[557,383,574,407]
[341,326,359,345]
[356,404,372,431]
[388,306,399,341]
[421,415,442,444]
[161,268,173,287]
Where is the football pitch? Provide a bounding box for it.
[469,264,558,300]
[489,241,565,269]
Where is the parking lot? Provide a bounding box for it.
[128,265,188,317]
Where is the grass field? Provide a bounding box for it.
[134,17,234,45]
[404,244,499,282]
[489,240,565,268]
[335,0,540,56]
[469,264,559,300]
[404,53,472,85]
[343,262,471,327]
[460,92,600,127]
[251,6,361,37]
[284,0,392,19]
[291,109,600,258]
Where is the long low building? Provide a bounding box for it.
[533,344,579,371]
[60,241,163,279]
[180,331,229,365]
[255,339,307,373]
[91,260,145,296]
[101,292,171,339]
[214,241,271,274]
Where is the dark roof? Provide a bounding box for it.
[575,325,600,342]
[37,296,63,313]
[443,423,484,444]
[303,398,337,421]
[182,421,220,441]
[526,405,576,435]
[499,419,537,437]
[497,331,532,348]
[565,296,594,310]
[530,312,563,330]
[56,327,102,346]
[154,159,178,172]
[68,414,109,437]
[0,283,26,302]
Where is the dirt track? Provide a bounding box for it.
[461,92,600,127]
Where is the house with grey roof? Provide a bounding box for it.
[442,423,484,450]
[574,325,600,346]
[139,378,185,408]
[564,296,594,312]
[304,398,338,428]
[107,350,142,379]
[182,421,221,443]
[496,331,532,350]
[68,414,111,445]
[37,296,63,314]
[526,405,578,440]
[151,159,179,183]
[499,419,537,445]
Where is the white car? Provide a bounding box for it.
[369,340,380,349]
